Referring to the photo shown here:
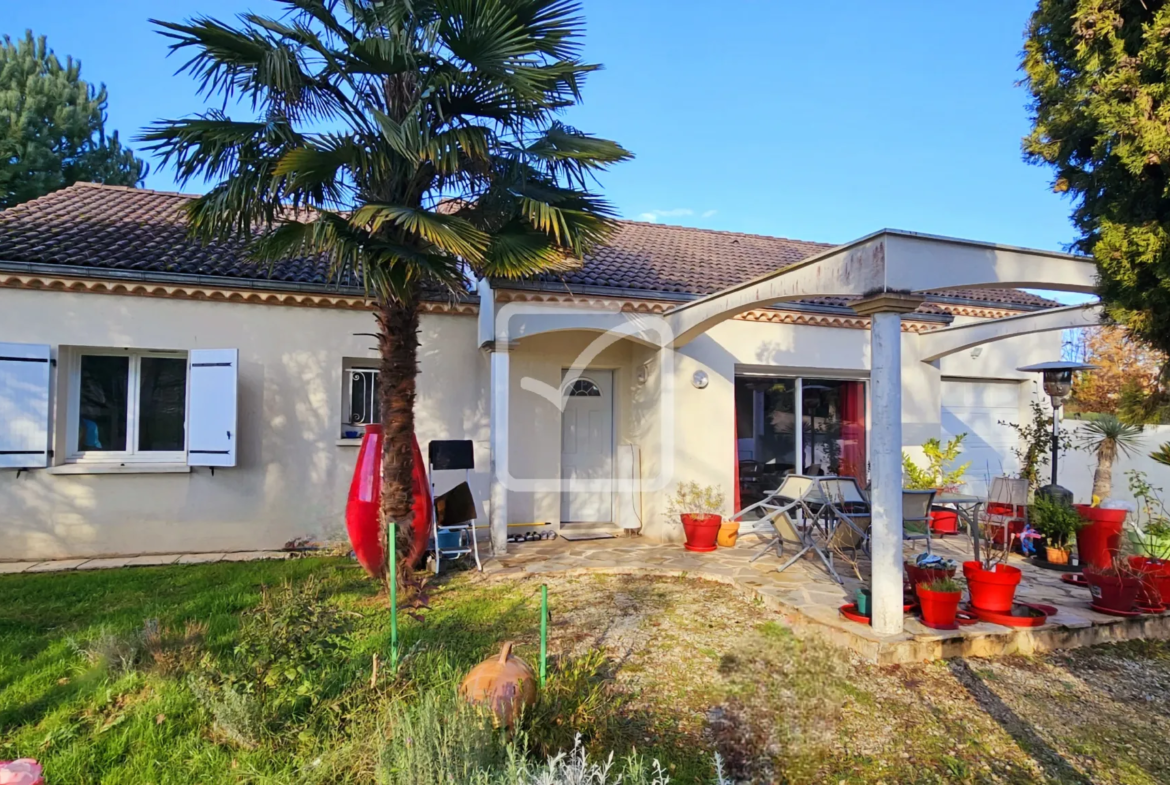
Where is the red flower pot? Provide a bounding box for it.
[1129,556,1170,606]
[1084,568,1142,613]
[680,513,721,552]
[963,561,1022,612]
[929,509,960,534]
[1074,505,1126,571]
[916,584,962,629]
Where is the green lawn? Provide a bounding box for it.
[3,558,1170,784]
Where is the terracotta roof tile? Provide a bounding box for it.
[0,183,1058,310]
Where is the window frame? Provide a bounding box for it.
[66,347,190,464]
[341,361,381,438]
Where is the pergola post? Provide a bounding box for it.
[489,342,511,555]
[852,293,924,635]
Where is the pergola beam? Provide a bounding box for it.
[918,303,1103,363]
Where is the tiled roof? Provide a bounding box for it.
[0,182,1057,310]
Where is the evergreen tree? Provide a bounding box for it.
[1023,1,1170,357]
[0,31,146,209]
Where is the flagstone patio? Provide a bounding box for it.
[482,532,1170,663]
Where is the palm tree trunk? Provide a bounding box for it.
[377,293,420,587]
[1092,439,1117,501]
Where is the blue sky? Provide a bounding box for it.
[5,0,1075,254]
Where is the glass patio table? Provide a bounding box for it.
[932,493,984,565]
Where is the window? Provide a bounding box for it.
[349,368,380,425]
[70,350,188,461]
[567,378,602,397]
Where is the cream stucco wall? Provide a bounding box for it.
[0,287,487,560]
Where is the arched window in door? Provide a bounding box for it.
[567,378,602,397]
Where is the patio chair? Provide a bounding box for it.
[981,476,1028,551]
[816,476,872,580]
[902,489,936,554]
[729,475,842,582]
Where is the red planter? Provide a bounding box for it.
[1129,556,1170,606]
[344,424,432,578]
[1084,568,1142,613]
[929,509,960,534]
[680,513,722,552]
[1074,505,1126,571]
[963,561,1022,612]
[916,584,962,629]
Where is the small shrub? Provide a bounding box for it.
[521,649,625,758]
[188,676,264,749]
[378,689,503,785]
[69,618,206,677]
[924,577,961,593]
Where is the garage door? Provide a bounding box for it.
[941,380,1022,497]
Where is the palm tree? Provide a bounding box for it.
[1081,415,1144,500]
[141,0,630,583]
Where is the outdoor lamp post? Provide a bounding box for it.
[1016,361,1098,504]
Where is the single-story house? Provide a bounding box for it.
[1,183,1097,580]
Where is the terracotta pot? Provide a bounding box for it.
[1045,546,1071,566]
[1129,556,1170,606]
[963,561,1022,612]
[716,520,740,548]
[916,584,962,629]
[929,509,960,534]
[460,642,537,727]
[1083,568,1141,613]
[680,513,721,552]
[1074,505,1126,571]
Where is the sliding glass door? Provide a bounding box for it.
[735,375,867,512]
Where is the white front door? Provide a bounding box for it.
[560,369,614,523]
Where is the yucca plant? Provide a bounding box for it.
[142,0,631,583]
[1080,415,1144,500]
[1151,442,1170,469]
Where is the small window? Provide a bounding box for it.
[70,350,188,462]
[348,368,380,425]
[567,378,602,397]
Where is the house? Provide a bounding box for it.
[0,182,1096,578]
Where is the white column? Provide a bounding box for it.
[852,293,924,636]
[489,344,510,555]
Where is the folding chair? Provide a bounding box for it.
[730,475,842,583]
[981,476,1028,550]
[902,489,936,554]
[428,440,482,573]
[816,476,873,580]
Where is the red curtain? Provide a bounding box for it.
[839,381,866,487]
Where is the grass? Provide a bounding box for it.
[3,558,1170,784]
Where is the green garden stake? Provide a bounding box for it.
[389,522,398,668]
[540,583,548,688]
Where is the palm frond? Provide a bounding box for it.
[350,204,490,262]
[1081,414,1145,458]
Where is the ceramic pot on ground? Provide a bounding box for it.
[680,513,721,552]
[1083,568,1142,613]
[963,561,1023,612]
[916,583,962,628]
[1045,546,1071,566]
[459,642,537,727]
[717,520,740,548]
[1074,505,1126,571]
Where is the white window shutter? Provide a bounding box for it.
[187,349,239,467]
[0,343,52,469]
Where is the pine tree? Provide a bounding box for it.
[1023,1,1170,357]
[0,31,146,209]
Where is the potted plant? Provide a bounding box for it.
[1029,494,1085,565]
[904,553,959,589]
[1084,555,1143,613]
[916,576,963,629]
[1126,469,1170,561]
[1080,415,1144,501]
[964,518,1023,611]
[902,434,970,534]
[665,482,724,552]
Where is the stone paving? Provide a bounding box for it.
[0,550,291,574]
[483,531,1170,663]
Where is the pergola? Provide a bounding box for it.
[664,229,1100,634]
[481,229,1102,636]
